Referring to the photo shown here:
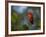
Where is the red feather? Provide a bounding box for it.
[27,12,33,24]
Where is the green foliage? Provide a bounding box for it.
[36,20,41,29]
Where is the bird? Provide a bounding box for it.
[26,12,34,24]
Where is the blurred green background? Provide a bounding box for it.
[11,6,41,31]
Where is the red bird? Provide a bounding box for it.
[27,12,34,24]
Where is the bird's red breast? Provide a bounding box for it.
[27,12,33,24]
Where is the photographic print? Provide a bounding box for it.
[5,1,45,36]
[11,6,41,31]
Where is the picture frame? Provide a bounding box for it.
[5,1,45,36]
